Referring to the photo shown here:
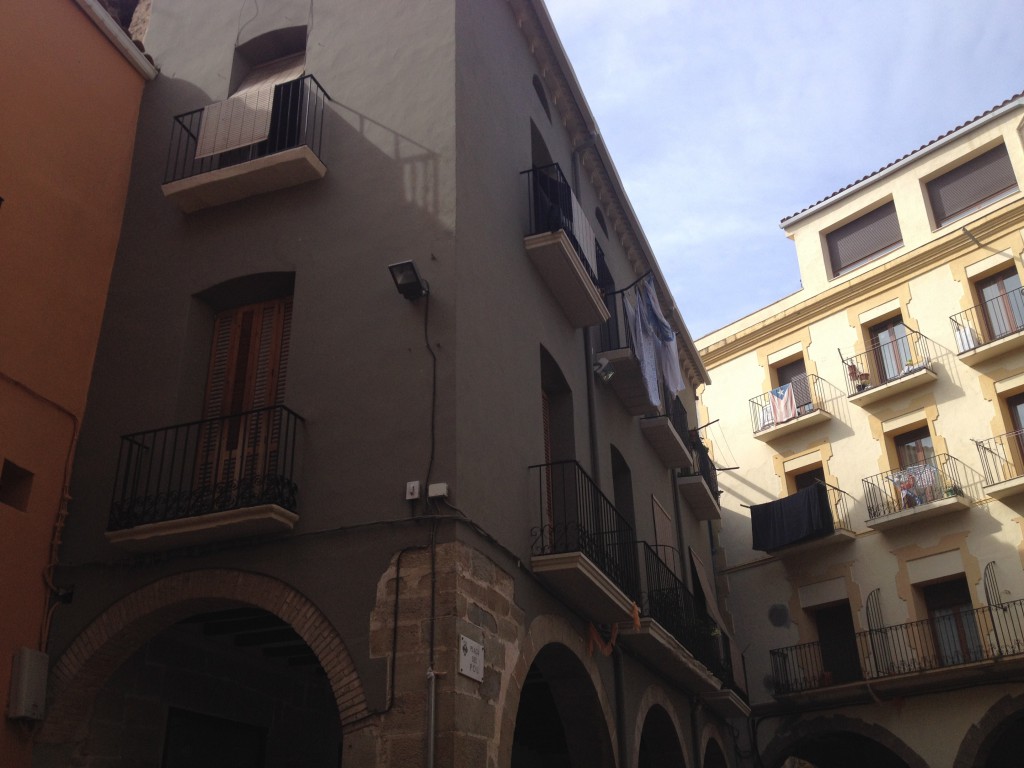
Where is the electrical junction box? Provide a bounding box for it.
[427,482,449,499]
[8,647,48,720]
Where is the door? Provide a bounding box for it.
[869,317,911,384]
[197,298,291,505]
[815,603,862,685]
[776,358,811,414]
[893,428,938,505]
[1008,394,1024,480]
[977,268,1024,343]
[923,578,982,667]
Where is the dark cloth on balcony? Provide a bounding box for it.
[751,483,833,552]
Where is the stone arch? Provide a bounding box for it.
[39,569,368,745]
[760,714,928,768]
[632,685,692,768]
[700,723,729,768]
[954,691,1024,767]
[497,613,617,767]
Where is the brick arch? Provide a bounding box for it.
[632,685,693,768]
[496,614,617,768]
[39,569,368,745]
[760,714,927,768]
[954,691,1024,767]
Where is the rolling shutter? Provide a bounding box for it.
[195,53,306,159]
[826,201,902,275]
[927,143,1018,227]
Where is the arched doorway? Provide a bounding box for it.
[703,737,727,768]
[982,713,1024,768]
[638,705,685,768]
[510,643,614,767]
[36,570,367,767]
[772,732,910,768]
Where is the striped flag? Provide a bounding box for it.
[769,383,797,424]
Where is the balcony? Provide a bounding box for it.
[529,460,640,623]
[619,544,748,715]
[106,406,304,551]
[640,395,693,470]
[950,288,1024,364]
[676,440,720,520]
[975,428,1024,500]
[842,330,937,405]
[770,597,1024,700]
[522,164,610,328]
[161,75,329,213]
[749,374,834,441]
[595,285,656,415]
[862,454,971,531]
[752,482,856,555]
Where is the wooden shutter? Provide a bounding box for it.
[928,144,1018,226]
[826,201,902,275]
[195,53,306,158]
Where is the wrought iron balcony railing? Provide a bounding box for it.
[596,283,635,354]
[640,543,738,691]
[770,597,1024,695]
[862,454,969,520]
[689,439,720,498]
[841,329,934,397]
[522,163,599,285]
[749,374,831,433]
[529,459,641,601]
[109,406,304,532]
[950,287,1024,353]
[164,75,328,185]
[975,428,1024,486]
[821,481,854,532]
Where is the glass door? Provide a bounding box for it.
[923,579,982,667]
[977,269,1024,343]
[869,317,911,384]
[894,428,938,504]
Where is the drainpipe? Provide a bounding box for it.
[585,327,601,480]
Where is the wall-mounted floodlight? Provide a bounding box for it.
[389,260,429,300]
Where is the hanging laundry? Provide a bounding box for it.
[769,382,797,424]
[625,290,661,409]
[638,276,686,396]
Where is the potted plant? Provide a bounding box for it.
[945,484,964,497]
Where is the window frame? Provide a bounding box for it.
[926,142,1019,229]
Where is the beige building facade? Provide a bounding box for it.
[698,92,1024,767]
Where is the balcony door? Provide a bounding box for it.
[869,317,911,384]
[977,268,1024,343]
[197,297,291,501]
[923,578,982,667]
[814,603,861,685]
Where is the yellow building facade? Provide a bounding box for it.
[699,93,1024,767]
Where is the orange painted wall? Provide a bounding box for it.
[0,0,145,764]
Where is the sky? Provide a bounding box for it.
[543,0,1024,341]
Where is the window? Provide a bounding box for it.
[774,358,813,416]
[868,316,913,384]
[610,446,635,529]
[891,427,940,506]
[196,297,292,496]
[196,53,307,159]
[927,143,1018,228]
[0,460,33,511]
[976,268,1024,343]
[825,201,902,276]
[921,577,982,665]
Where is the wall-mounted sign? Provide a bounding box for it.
[459,635,484,682]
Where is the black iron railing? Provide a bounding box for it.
[640,544,738,690]
[596,285,636,354]
[749,374,831,433]
[529,460,640,601]
[862,454,970,520]
[975,429,1024,486]
[821,481,853,532]
[522,163,598,284]
[164,75,329,185]
[689,439,720,499]
[950,288,1024,353]
[841,330,934,397]
[109,406,303,531]
[770,597,1024,695]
